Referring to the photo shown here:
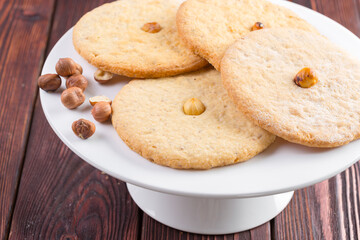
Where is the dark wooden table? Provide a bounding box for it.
[0,0,359,239]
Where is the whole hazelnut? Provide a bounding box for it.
[94,69,114,83]
[66,74,88,91]
[38,74,61,91]
[91,102,112,122]
[56,58,78,77]
[72,119,95,139]
[75,63,83,75]
[61,87,85,109]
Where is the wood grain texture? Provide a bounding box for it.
[291,0,312,9]
[9,0,140,239]
[311,0,360,36]
[273,163,360,240]
[9,98,140,240]
[141,213,271,240]
[0,0,55,239]
[273,0,360,239]
[2,0,360,239]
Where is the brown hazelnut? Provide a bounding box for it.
[66,74,88,91]
[94,69,114,83]
[294,67,318,88]
[91,102,112,122]
[251,22,264,31]
[72,119,95,139]
[141,22,162,33]
[89,95,112,106]
[61,87,85,109]
[75,63,83,75]
[38,74,61,91]
[55,58,78,77]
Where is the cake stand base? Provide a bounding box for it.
[127,183,294,235]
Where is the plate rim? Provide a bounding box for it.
[40,0,360,198]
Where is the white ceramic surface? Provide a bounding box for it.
[127,183,294,234]
[40,0,360,199]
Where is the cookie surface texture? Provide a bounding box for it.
[221,28,360,148]
[112,68,275,169]
[176,0,317,70]
[73,0,207,78]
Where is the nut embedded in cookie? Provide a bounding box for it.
[183,98,206,116]
[251,22,264,31]
[141,22,162,33]
[73,0,208,78]
[294,67,318,88]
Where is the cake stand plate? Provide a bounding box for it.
[40,0,360,234]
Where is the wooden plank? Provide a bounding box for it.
[141,214,271,239]
[6,0,360,239]
[311,0,360,36]
[9,0,140,239]
[0,0,56,239]
[291,0,312,9]
[273,163,360,240]
[273,0,360,239]
[9,103,140,239]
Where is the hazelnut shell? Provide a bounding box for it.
[72,119,95,139]
[94,69,114,83]
[91,102,112,122]
[61,87,85,109]
[56,58,78,77]
[89,96,112,106]
[38,74,61,91]
[66,74,88,91]
[75,63,83,75]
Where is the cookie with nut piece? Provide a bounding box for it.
[73,0,207,78]
[176,0,318,70]
[111,68,275,169]
[221,28,360,148]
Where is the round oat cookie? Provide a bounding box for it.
[112,68,275,169]
[221,28,360,148]
[176,0,317,70]
[73,0,207,78]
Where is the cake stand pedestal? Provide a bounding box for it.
[127,183,294,235]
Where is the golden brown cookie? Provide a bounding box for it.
[112,68,275,169]
[73,0,207,78]
[176,0,317,70]
[221,28,360,147]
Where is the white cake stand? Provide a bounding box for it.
[40,0,360,235]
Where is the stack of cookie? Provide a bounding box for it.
[73,0,360,169]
